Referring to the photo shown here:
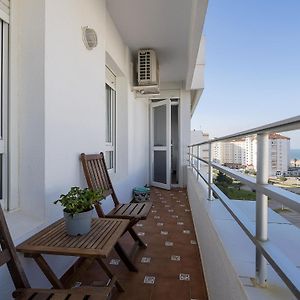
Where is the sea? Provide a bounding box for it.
[290,149,300,160]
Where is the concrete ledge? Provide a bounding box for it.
[188,168,248,300]
[187,168,297,300]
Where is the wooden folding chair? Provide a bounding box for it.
[0,204,114,300]
[80,152,152,271]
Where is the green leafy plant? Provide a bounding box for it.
[54,186,103,217]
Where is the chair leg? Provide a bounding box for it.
[128,228,147,249]
[114,242,138,272]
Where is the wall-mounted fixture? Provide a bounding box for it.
[132,49,160,97]
[82,26,98,50]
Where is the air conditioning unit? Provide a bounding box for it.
[133,49,160,97]
[137,49,159,86]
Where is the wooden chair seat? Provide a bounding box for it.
[108,202,152,220]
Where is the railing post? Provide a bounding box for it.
[197,145,200,180]
[188,146,191,166]
[256,133,269,287]
[208,142,213,200]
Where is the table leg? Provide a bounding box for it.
[31,254,65,289]
[128,227,147,249]
[95,258,124,292]
[61,257,95,288]
[115,242,138,272]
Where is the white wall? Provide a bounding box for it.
[1,1,150,298]
[16,0,46,218]
[179,89,191,187]
[44,0,107,220]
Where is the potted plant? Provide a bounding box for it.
[54,186,103,236]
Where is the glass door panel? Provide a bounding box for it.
[150,99,171,190]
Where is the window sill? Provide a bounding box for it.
[4,209,47,244]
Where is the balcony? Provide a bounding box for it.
[58,188,208,300]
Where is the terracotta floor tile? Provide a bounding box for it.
[62,188,207,300]
[150,278,190,300]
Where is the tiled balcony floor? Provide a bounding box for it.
[69,188,208,300]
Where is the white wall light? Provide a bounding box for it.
[82,26,98,50]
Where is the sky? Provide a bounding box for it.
[191,1,300,149]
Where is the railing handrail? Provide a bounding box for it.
[189,115,300,147]
[190,153,300,214]
[187,116,300,298]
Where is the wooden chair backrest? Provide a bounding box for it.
[0,204,30,289]
[80,153,120,215]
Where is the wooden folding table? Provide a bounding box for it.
[16,218,129,292]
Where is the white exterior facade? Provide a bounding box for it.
[269,134,290,176]
[191,130,210,175]
[212,134,290,176]
[0,1,207,298]
[191,130,210,160]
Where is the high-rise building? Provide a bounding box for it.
[212,134,290,176]
[191,130,210,175]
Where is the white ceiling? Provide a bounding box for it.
[107,0,195,84]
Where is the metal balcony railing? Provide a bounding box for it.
[188,115,300,299]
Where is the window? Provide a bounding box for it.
[0,20,8,210]
[105,67,116,171]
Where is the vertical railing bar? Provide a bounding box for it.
[197,145,200,181]
[208,142,213,200]
[256,133,269,286]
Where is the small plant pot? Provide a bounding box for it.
[63,209,93,236]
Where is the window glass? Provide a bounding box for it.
[105,79,116,171]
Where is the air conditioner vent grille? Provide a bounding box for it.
[138,49,159,85]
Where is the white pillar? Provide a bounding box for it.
[256,133,269,286]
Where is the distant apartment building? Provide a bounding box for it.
[212,133,290,176]
[191,130,209,174]
[269,133,290,176]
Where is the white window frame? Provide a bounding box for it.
[105,66,116,172]
[0,20,9,210]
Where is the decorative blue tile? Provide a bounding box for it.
[171,255,181,261]
[141,257,151,264]
[165,241,174,247]
[179,273,190,281]
[109,258,120,265]
[144,276,155,284]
